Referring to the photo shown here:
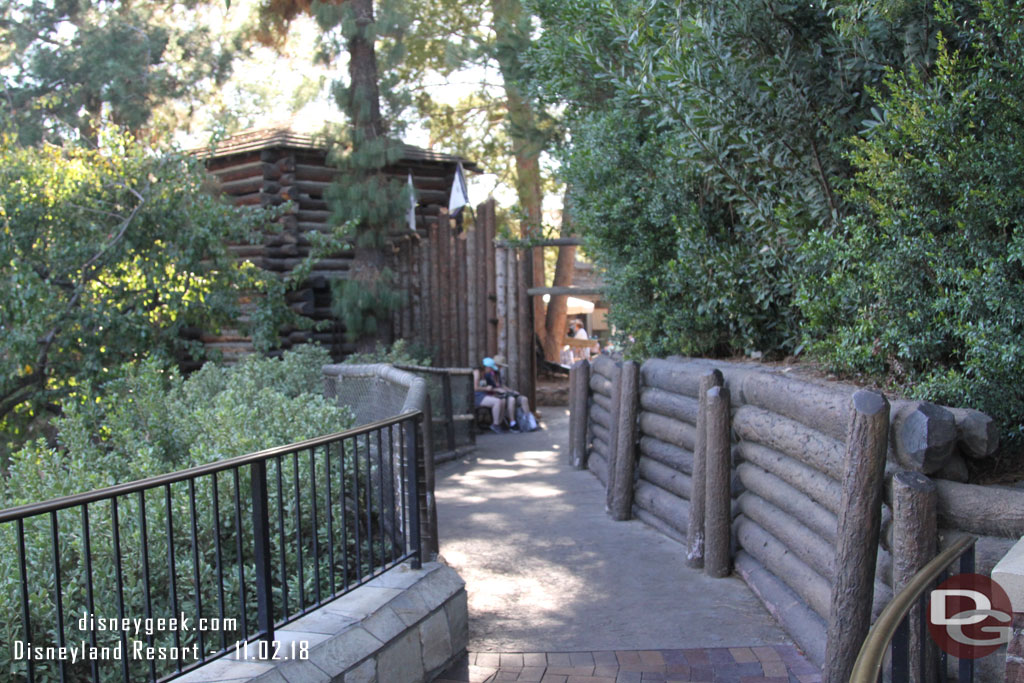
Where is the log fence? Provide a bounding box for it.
[570,354,1019,678]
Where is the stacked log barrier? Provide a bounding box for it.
[570,354,1019,673]
[631,359,703,545]
[587,355,620,488]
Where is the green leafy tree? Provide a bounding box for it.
[526,0,932,358]
[0,0,244,146]
[800,0,1024,445]
[0,132,294,455]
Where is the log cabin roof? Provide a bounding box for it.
[196,121,481,172]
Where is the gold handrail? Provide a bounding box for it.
[849,534,976,682]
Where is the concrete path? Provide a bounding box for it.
[433,408,800,658]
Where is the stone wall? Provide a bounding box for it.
[177,562,467,683]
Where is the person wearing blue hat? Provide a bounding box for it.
[478,355,538,432]
[474,358,507,433]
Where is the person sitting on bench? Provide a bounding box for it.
[474,359,507,433]
[485,355,538,432]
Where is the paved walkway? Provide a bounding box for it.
[434,408,820,682]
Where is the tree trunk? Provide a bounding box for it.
[492,0,547,347]
[346,0,384,143]
[542,192,576,362]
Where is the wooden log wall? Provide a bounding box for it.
[207,147,497,369]
[627,359,703,546]
[571,354,1019,672]
[587,355,620,489]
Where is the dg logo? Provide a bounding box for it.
[927,573,1013,659]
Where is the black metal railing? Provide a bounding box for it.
[0,411,424,683]
[851,535,977,683]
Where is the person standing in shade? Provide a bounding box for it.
[487,355,538,432]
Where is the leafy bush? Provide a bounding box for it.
[799,0,1024,445]
[0,132,300,459]
[0,348,412,682]
[341,339,433,367]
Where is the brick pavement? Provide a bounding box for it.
[436,646,820,683]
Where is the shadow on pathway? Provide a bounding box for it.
[434,408,821,682]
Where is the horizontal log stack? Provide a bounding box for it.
[201,127,492,367]
[571,354,1015,672]
[587,355,620,488]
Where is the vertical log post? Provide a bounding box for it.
[605,361,623,511]
[704,384,732,578]
[609,361,640,520]
[892,470,938,683]
[495,246,507,361]
[467,216,479,367]
[687,369,724,568]
[519,244,535,409]
[823,389,891,683]
[484,200,498,357]
[506,248,519,391]
[429,219,442,358]
[569,359,591,470]
[456,232,468,366]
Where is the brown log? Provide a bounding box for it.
[496,245,507,359]
[634,480,690,533]
[484,200,498,357]
[946,408,999,459]
[889,401,958,474]
[588,449,609,486]
[738,492,834,581]
[704,385,732,578]
[638,387,699,425]
[735,441,842,515]
[506,247,519,386]
[638,456,693,500]
[589,372,614,399]
[732,405,845,481]
[592,391,612,417]
[428,220,441,355]
[685,369,723,569]
[892,470,939,683]
[609,361,640,521]
[935,480,1024,538]
[935,453,969,483]
[590,419,611,448]
[735,551,827,668]
[736,462,838,544]
[640,358,702,398]
[734,369,853,442]
[592,354,619,381]
[632,505,687,545]
[824,389,890,683]
[639,436,694,476]
[639,412,698,452]
[604,356,624,507]
[590,401,613,432]
[466,228,478,368]
[569,359,591,470]
[735,516,832,621]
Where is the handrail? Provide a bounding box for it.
[850,535,977,682]
[0,410,422,523]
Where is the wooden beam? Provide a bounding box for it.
[526,286,604,296]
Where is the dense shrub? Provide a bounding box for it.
[799,0,1024,444]
[0,348,395,682]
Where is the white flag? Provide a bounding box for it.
[448,161,468,217]
[407,172,417,231]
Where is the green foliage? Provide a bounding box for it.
[0,0,242,145]
[0,348,367,682]
[342,339,433,366]
[799,0,1024,442]
[528,0,896,358]
[0,133,298,455]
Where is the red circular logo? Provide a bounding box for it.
[927,573,1013,659]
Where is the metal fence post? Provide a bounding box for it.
[250,460,274,642]
[405,416,423,569]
